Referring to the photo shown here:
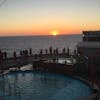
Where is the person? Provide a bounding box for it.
[45,49,48,54]
[56,48,59,54]
[67,47,70,56]
[73,49,77,56]
[25,50,28,56]
[62,48,65,54]
[29,48,32,55]
[20,51,23,56]
[0,50,2,63]
[53,49,56,54]
[0,51,3,73]
[4,52,7,59]
[65,60,67,64]
[49,46,52,54]
[40,49,43,55]
[13,51,16,60]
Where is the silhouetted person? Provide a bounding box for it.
[20,51,23,56]
[62,48,66,54]
[73,49,77,56]
[67,47,70,56]
[29,48,32,55]
[22,50,25,56]
[22,50,24,55]
[24,50,28,56]
[40,49,43,55]
[0,50,2,63]
[4,52,7,59]
[65,60,67,64]
[45,49,48,54]
[0,51,3,73]
[53,49,56,54]
[1,52,3,60]
[13,51,16,60]
[49,46,53,54]
[56,48,59,54]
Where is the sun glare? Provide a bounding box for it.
[51,30,59,36]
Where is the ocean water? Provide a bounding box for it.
[0,34,81,57]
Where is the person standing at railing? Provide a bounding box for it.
[29,48,32,55]
[0,50,2,63]
[13,51,16,60]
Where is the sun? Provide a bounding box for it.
[50,30,59,36]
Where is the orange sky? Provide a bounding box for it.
[0,0,100,36]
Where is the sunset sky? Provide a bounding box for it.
[0,0,100,36]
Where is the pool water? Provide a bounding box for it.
[0,71,93,100]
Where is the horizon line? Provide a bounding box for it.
[0,33,81,37]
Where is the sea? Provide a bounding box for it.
[0,34,81,57]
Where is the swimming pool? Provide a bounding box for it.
[0,71,93,100]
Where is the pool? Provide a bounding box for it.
[0,71,93,100]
